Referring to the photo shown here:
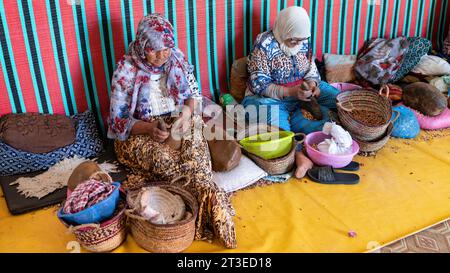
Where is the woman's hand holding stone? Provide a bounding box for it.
[305,81,321,98]
[149,120,170,142]
[290,85,312,101]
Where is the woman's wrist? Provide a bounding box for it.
[130,120,155,136]
[147,120,158,131]
[287,86,298,97]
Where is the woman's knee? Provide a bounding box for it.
[318,81,339,108]
[242,95,280,108]
[242,96,290,130]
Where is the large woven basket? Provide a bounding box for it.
[336,86,395,141]
[243,135,302,175]
[125,179,198,253]
[354,122,394,153]
[60,198,128,253]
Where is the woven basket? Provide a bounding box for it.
[337,85,395,141]
[60,198,128,253]
[244,134,303,175]
[125,177,198,253]
[354,122,394,153]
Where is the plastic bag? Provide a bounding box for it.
[317,122,353,155]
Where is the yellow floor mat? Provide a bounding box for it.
[1,130,449,253]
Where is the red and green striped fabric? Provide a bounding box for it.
[1,0,449,132]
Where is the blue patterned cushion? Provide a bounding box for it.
[0,111,103,176]
[392,37,431,82]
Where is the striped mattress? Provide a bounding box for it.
[0,0,448,134]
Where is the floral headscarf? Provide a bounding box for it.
[129,14,193,101]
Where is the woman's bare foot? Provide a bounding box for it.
[295,150,313,179]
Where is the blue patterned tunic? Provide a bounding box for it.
[246,30,321,96]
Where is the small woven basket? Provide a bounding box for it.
[125,177,198,253]
[244,134,303,175]
[60,199,128,253]
[337,85,396,141]
[354,122,394,153]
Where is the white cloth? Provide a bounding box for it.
[317,122,353,155]
[273,6,311,45]
[212,155,268,193]
[411,55,450,76]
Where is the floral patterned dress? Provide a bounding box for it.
[107,14,237,249]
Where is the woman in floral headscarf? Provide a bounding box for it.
[108,14,236,249]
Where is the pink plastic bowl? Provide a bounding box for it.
[305,132,360,168]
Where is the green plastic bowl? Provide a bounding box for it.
[239,131,295,160]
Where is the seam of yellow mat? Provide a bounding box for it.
[364,217,450,253]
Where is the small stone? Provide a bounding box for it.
[348,231,357,238]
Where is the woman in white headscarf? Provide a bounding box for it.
[243,6,339,135]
